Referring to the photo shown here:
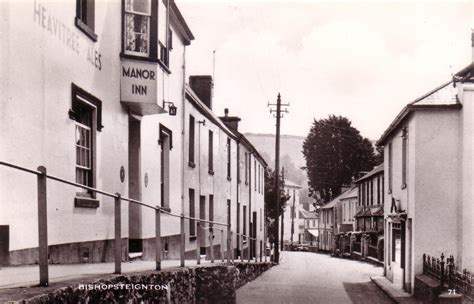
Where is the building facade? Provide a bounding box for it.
[354,165,384,232]
[377,75,473,293]
[281,180,302,246]
[299,209,318,245]
[0,0,267,266]
[340,187,358,232]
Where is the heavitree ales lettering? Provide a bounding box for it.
[33,0,102,71]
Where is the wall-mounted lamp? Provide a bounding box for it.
[198,119,206,126]
[163,101,177,116]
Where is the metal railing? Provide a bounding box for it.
[0,161,263,287]
[423,253,473,297]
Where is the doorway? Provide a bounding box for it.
[128,116,142,253]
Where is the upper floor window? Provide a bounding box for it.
[188,115,195,166]
[388,142,393,193]
[76,0,97,41]
[122,0,171,68]
[158,0,170,66]
[244,152,248,184]
[401,127,408,189]
[124,0,151,57]
[254,160,257,190]
[226,138,231,180]
[208,130,214,174]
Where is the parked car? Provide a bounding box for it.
[295,244,309,252]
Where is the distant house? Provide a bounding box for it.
[299,209,318,245]
[339,187,358,232]
[281,180,302,246]
[354,165,384,232]
[318,191,347,251]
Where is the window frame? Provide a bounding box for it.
[123,0,152,58]
[401,127,408,189]
[388,142,393,193]
[76,0,98,42]
[188,115,195,167]
[69,84,102,208]
[226,138,231,180]
[208,130,214,175]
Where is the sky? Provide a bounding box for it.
[178,0,472,140]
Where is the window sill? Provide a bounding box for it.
[188,161,196,168]
[75,197,100,208]
[75,17,97,42]
[388,190,392,194]
[189,236,197,241]
[227,176,232,181]
[401,184,407,189]
[119,53,171,74]
[208,170,214,176]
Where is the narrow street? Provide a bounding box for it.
[237,251,393,304]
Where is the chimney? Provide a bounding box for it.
[189,75,213,109]
[219,108,241,131]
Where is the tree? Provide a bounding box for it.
[374,144,384,165]
[264,168,290,243]
[302,115,376,204]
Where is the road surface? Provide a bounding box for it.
[237,251,393,304]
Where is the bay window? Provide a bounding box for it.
[122,0,171,67]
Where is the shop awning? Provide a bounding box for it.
[307,229,319,237]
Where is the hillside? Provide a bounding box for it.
[245,133,307,185]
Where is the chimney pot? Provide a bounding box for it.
[189,75,213,109]
[224,108,229,116]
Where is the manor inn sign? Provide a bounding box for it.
[120,60,166,115]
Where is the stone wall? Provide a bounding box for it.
[3,263,273,303]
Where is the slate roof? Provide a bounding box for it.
[377,81,461,146]
[339,187,358,200]
[354,164,384,183]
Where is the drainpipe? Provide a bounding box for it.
[181,47,186,215]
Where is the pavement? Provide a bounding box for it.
[0,258,212,289]
[236,251,395,304]
[371,276,422,304]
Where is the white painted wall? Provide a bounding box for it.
[458,84,474,271]
[1,1,129,251]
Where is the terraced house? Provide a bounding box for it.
[0,0,267,266]
[377,45,474,297]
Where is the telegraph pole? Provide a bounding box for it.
[268,93,289,264]
[280,167,285,252]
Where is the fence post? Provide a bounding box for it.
[226,227,231,265]
[440,253,445,287]
[209,225,214,263]
[448,255,455,289]
[248,237,251,263]
[155,208,161,271]
[240,235,244,262]
[180,214,185,267]
[37,166,49,286]
[114,193,122,274]
[196,222,201,265]
[221,229,224,262]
